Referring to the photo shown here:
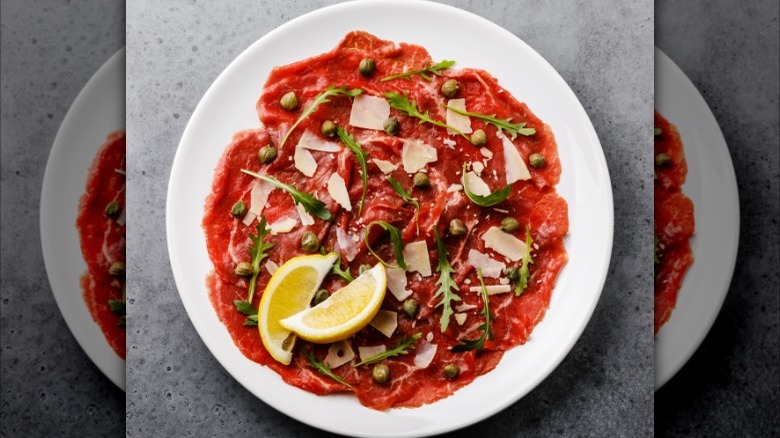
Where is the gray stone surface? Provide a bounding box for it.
[0,0,125,436]
[655,1,780,437]
[125,1,653,436]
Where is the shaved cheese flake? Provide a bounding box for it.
[455,303,478,312]
[472,161,485,175]
[249,180,274,215]
[371,158,398,174]
[386,268,412,301]
[454,313,467,326]
[268,217,297,235]
[357,345,387,362]
[413,341,437,369]
[402,139,437,173]
[480,147,494,159]
[327,173,352,211]
[349,94,390,130]
[323,340,355,369]
[369,310,398,338]
[447,184,463,193]
[296,202,315,226]
[403,240,432,277]
[469,284,512,295]
[116,208,126,226]
[241,211,257,226]
[293,146,317,177]
[445,98,473,135]
[297,129,340,152]
[443,138,456,148]
[496,130,531,183]
[336,227,359,262]
[426,332,434,342]
[464,171,491,196]
[466,249,506,278]
[482,226,527,261]
[265,260,279,275]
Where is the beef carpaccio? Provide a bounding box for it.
[77,130,126,359]
[203,31,568,409]
[654,111,694,334]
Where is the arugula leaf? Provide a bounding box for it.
[331,253,355,283]
[353,333,422,366]
[336,128,368,216]
[386,177,420,234]
[234,300,258,317]
[243,314,258,327]
[451,268,493,354]
[245,217,274,304]
[381,60,455,82]
[280,85,363,149]
[461,163,512,207]
[654,128,662,136]
[433,226,461,332]
[241,170,332,220]
[442,104,535,139]
[515,226,535,296]
[364,221,407,270]
[303,349,352,388]
[384,91,468,139]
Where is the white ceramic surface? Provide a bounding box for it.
[40,49,126,390]
[167,2,612,436]
[654,48,740,390]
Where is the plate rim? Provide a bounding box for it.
[653,47,741,390]
[166,1,613,436]
[39,47,126,391]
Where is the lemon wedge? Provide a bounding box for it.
[280,263,387,344]
[258,252,337,365]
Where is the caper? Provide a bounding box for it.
[441,79,460,98]
[383,117,399,136]
[402,298,418,318]
[280,91,298,111]
[500,217,520,233]
[359,58,376,77]
[470,129,487,146]
[312,289,329,306]
[321,120,337,138]
[372,363,390,384]
[104,200,121,218]
[258,145,277,164]
[108,262,125,277]
[443,364,460,380]
[655,153,671,167]
[413,172,430,189]
[529,153,546,168]
[449,219,467,237]
[504,267,520,283]
[231,200,247,218]
[301,231,320,253]
[654,128,662,136]
[358,264,371,275]
[234,261,254,277]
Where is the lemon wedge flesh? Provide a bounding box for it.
[258,252,337,365]
[280,263,387,344]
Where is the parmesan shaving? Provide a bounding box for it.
[472,161,485,175]
[293,146,317,177]
[349,94,390,130]
[249,180,274,215]
[466,249,506,278]
[268,217,297,235]
[386,268,412,301]
[297,129,340,152]
[357,345,387,362]
[116,208,126,226]
[371,158,398,174]
[481,226,527,261]
[241,211,257,226]
[336,227,359,262]
[443,138,456,148]
[447,184,463,193]
[445,98,473,135]
[296,202,315,226]
[265,260,279,275]
[402,240,432,277]
[469,284,512,295]
[464,171,491,196]
[455,303,477,312]
[323,340,354,369]
[327,173,352,211]
[413,341,437,369]
[401,139,437,173]
[369,310,398,338]
[496,130,531,183]
[480,147,494,159]
[454,313,467,325]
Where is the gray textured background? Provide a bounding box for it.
[0,0,125,437]
[125,1,653,437]
[655,1,780,437]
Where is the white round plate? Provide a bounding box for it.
[654,48,740,390]
[40,48,126,390]
[167,2,612,436]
